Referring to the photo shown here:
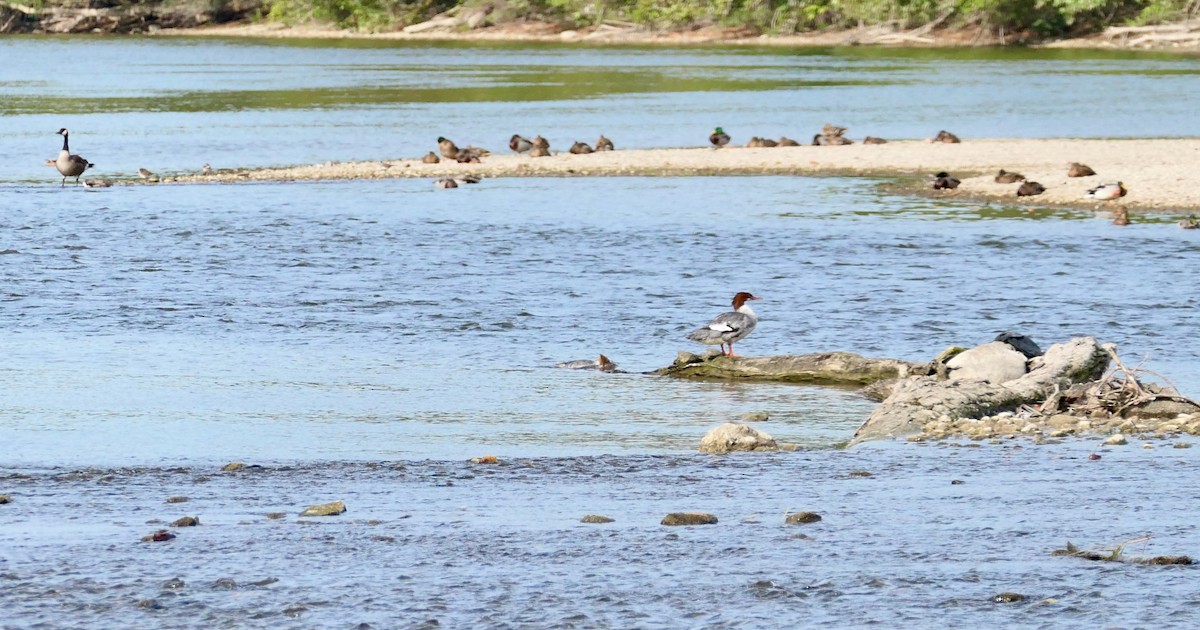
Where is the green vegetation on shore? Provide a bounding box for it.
[260,0,1199,37]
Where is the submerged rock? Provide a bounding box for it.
[992,592,1026,603]
[581,515,615,524]
[300,500,346,517]
[165,496,189,504]
[0,494,11,504]
[658,351,919,384]
[785,512,822,524]
[661,512,718,526]
[699,423,777,454]
[740,412,770,422]
[170,516,200,527]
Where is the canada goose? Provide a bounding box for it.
[1068,162,1097,177]
[532,135,550,150]
[709,127,730,148]
[596,135,614,151]
[569,141,594,154]
[435,178,458,189]
[778,136,800,146]
[862,136,888,144]
[932,171,960,190]
[421,151,440,164]
[1087,181,1127,201]
[530,146,550,158]
[1112,207,1130,226]
[995,169,1025,184]
[437,137,459,159]
[54,128,94,187]
[509,134,533,154]
[1178,214,1198,229]
[1016,181,1046,197]
[932,130,961,143]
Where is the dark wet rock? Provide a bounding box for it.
[1089,453,1102,460]
[170,516,200,527]
[1052,541,1192,565]
[946,341,1028,384]
[300,500,346,517]
[662,512,718,526]
[142,529,175,542]
[221,462,246,472]
[0,494,10,504]
[995,332,1043,358]
[265,512,287,520]
[852,337,1109,445]
[1140,555,1193,565]
[657,351,920,385]
[283,605,307,617]
[699,423,777,454]
[136,598,164,609]
[848,470,873,478]
[785,512,822,524]
[161,577,186,590]
[992,592,1026,603]
[581,515,615,524]
[1174,442,1192,448]
[740,412,770,422]
[165,496,189,504]
[1124,397,1200,419]
[250,577,280,587]
[951,479,965,485]
[212,577,238,590]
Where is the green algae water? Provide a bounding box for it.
[1,37,1199,628]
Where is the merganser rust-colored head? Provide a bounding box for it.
[597,354,617,371]
[731,292,761,309]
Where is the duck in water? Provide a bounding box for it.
[556,354,618,371]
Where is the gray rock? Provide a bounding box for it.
[740,412,770,422]
[661,512,718,526]
[581,515,615,524]
[946,341,1028,384]
[1104,434,1128,446]
[300,500,346,517]
[658,351,920,384]
[785,511,822,524]
[699,423,777,454]
[0,494,11,504]
[170,516,200,527]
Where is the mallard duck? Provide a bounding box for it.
[421,151,440,164]
[862,136,888,144]
[709,127,730,148]
[995,169,1025,184]
[1016,181,1046,197]
[1112,207,1130,226]
[54,128,94,187]
[1086,181,1127,201]
[778,136,800,147]
[1068,162,1096,177]
[530,146,550,158]
[569,141,594,154]
[746,137,765,148]
[509,134,532,154]
[455,149,480,164]
[435,178,458,189]
[596,135,614,151]
[932,130,961,144]
[437,136,459,159]
[932,171,960,190]
[532,135,550,150]
[1179,214,1199,229]
[687,292,761,357]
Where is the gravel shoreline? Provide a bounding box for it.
[161,138,1200,212]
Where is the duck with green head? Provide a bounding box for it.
[709,127,730,148]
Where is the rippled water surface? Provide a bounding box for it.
[2,37,1200,628]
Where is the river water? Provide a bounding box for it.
[2,36,1199,628]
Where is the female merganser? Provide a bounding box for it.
[1087,181,1127,201]
[1179,214,1199,229]
[54,128,93,187]
[687,292,761,357]
[556,354,617,371]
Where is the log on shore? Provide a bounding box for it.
[655,351,923,385]
[849,337,1110,445]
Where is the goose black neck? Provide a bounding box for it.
[61,133,69,152]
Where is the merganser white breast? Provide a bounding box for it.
[687,292,761,357]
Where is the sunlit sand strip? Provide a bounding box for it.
[168,138,1200,211]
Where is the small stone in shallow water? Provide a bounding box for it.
[661,512,718,526]
[0,495,11,504]
[212,578,238,590]
[951,479,965,485]
[1175,442,1192,449]
[221,462,246,472]
[265,512,287,520]
[161,577,186,590]
[170,516,200,527]
[165,496,188,504]
[848,470,873,478]
[740,412,770,422]
[785,512,822,525]
[136,599,164,609]
[143,530,175,542]
[1104,434,1128,446]
[581,515,615,524]
[1089,453,1102,460]
[300,500,346,517]
[992,592,1026,603]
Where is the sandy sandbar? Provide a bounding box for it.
[168,138,1200,212]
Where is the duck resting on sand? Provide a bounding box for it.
[1068,162,1097,177]
[709,127,730,148]
[995,169,1025,184]
[1087,181,1127,201]
[932,172,960,190]
[509,134,533,154]
[687,292,761,357]
[556,354,617,371]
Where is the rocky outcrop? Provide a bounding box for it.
[300,500,346,516]
[698,423,777,454]
[0,0,263,34]
[850,337,1110,445]
[661,512,718,526]
[657,351,920,385]
[946,341,1028,383]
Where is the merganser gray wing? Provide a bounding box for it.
[687,292,761,357]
